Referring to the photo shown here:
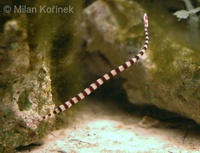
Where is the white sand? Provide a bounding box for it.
[18,98,200,153]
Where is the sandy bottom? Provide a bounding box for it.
[17,98,200,153]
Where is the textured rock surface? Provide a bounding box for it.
[0,1,83,152]
[82,0,200,124]
[0,15,54,153]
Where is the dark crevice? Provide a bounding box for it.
[15,143,42,152]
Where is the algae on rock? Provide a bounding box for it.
[82,0,200,124]
[0,1,83,152]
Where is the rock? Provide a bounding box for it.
[0,15,54,153]
[82,0,200,124]
[0,1,83,152]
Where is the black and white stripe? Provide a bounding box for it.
[38,13,149,122]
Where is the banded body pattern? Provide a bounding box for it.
[38,13,149,122]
